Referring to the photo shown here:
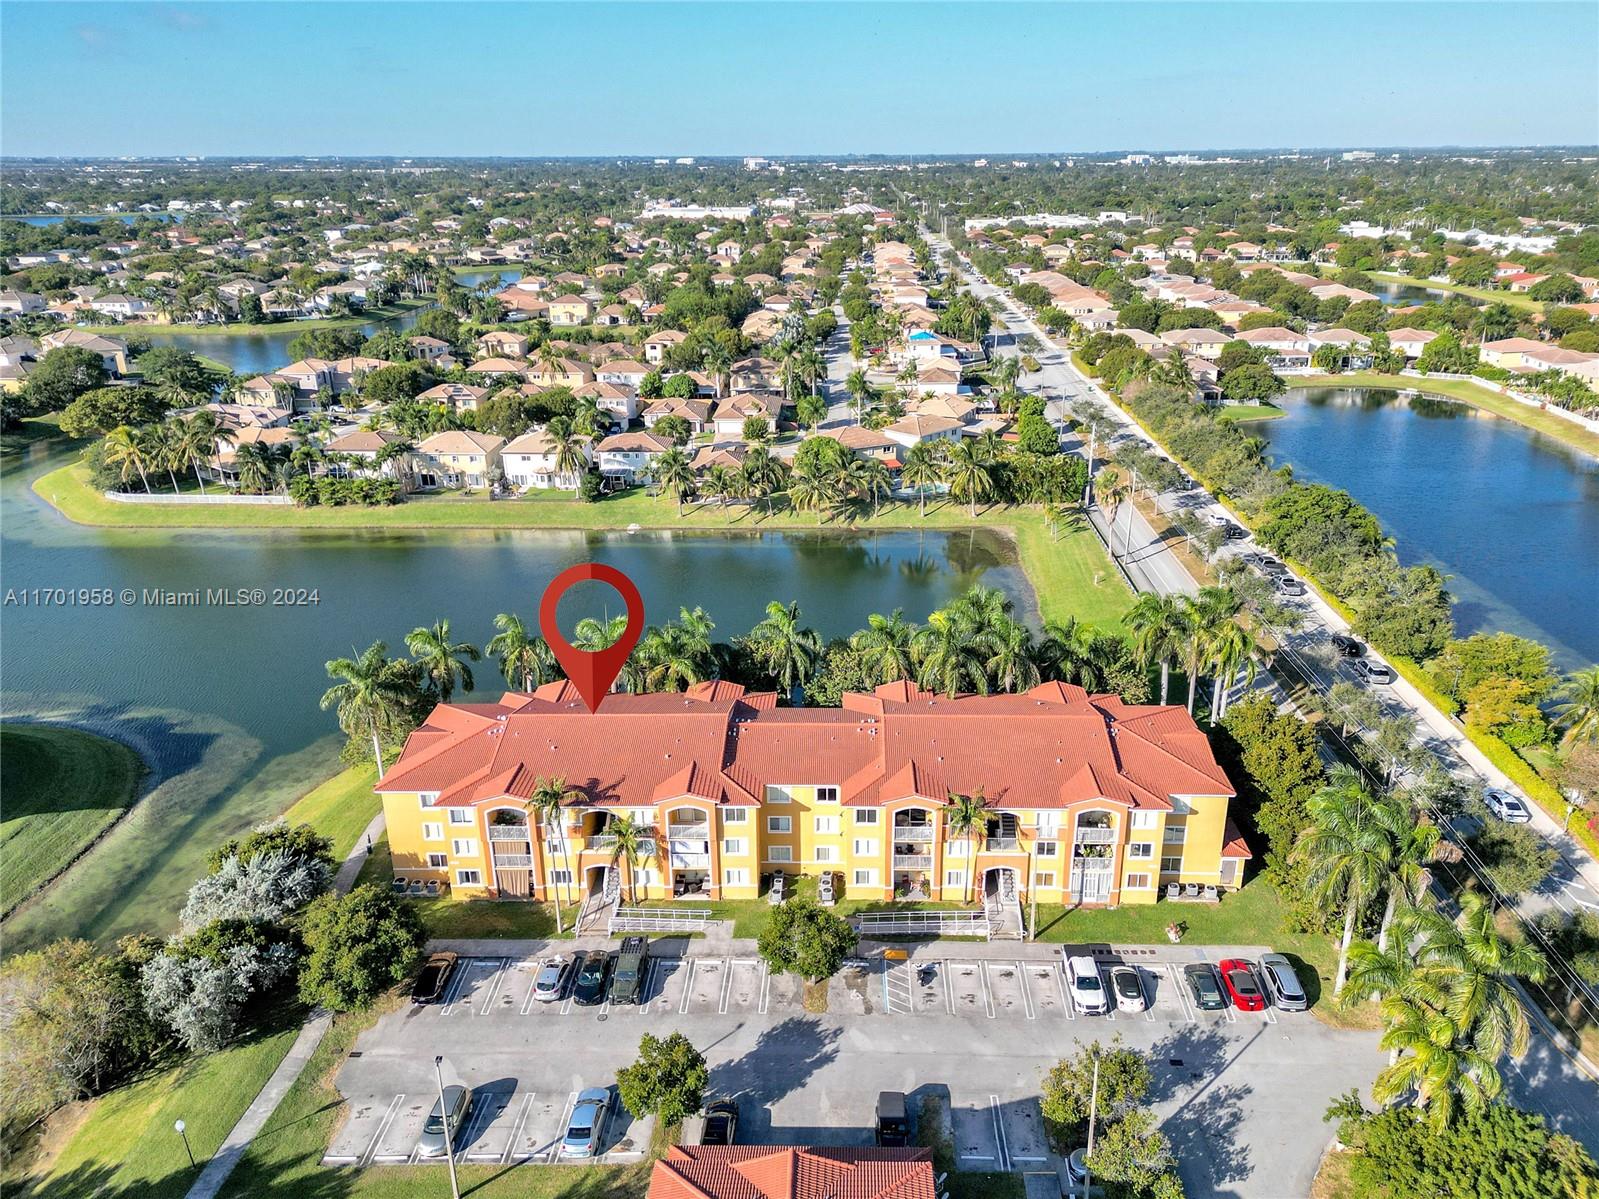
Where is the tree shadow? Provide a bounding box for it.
[1148,1023,1255,1194]
[707,1015,843,1135]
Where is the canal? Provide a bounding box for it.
[1263,387,1599,669]
[0,441,1028,948]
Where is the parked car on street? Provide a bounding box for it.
[702,1099,738,1146]
[1066,955,1108,1015]
[1258,953,1309,1011]
[417,1085,473,1157]
[1109,965,1147,1012]
[1276,577,1307,597]
[533,955,574,1003]
[1349,658,1395,685]
[1484,788,1533,823]
[562,1087,611,1158]
[1219,958,1266,1011]
[411,952,458,1005]
[1183,962,1228,1011]
[572,951,613,1006]
[608,936,649,1005]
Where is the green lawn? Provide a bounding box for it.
[219,1001,650,1199]
[1216,404,1287,423]
[36,464,1134,631]
[25,1024,302,1199]
[0,414,76,465]
[1294,372,1599,458]
[0,724,146,918]
[1365,270,1545,314]
[70,299,431,338]
[281,763,380,863]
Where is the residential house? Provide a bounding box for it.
[573,380,643,424]
[1517,345,1599,384]
[595,358,651,393]
[818,424,900,466]
[418,382,488,413]
[39,329,129,375]
[375,679,1242,907]
[414,430,505,489]
[1385,327,1438,361]
[547,294,594,326]
[502,428,592,490]
[1160,328,1231,359]
[643,397,714,434]
[0,290,46,315]
[646,1146,935,1199]
[711,392,784,439]
[408,335,452,362]
[883,413,964,450]
[478,330,530,359]
[324,429,412,483]
[643,329,686,365]
[594,430,673,484]
[525,358,595,389]
[1236,327,1313,372]
[1480,337,1553,370]
[730,356,780,393]
[466,356,526,380]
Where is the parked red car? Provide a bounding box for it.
[1218,958,1266,1012]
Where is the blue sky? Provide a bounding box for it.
[3,2,1595,156]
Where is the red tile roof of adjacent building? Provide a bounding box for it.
[378,681,1233,811]
[647,1146,935,1199]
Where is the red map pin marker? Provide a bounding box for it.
[538,562,645,713]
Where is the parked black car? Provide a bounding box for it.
[1331,634,1364,658]
[608,937,649,1005]
[411,952,458,1005]
[1182,962,1228,1011]
[875,1091,911,1147]
[702,1100,738,1146]
[573,951,613,1006]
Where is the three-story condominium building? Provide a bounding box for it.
[376,679,1246,908]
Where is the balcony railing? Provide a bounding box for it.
[488,825,531,841]
[668,823,710,839]
[892,854,933,869]
[1073,827,1116,844]
[492,853,534,869]
[669,851,710,869]
[984,837,1021,853]
[890,827,934,842]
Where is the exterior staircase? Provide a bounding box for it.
[985,870,1024,940]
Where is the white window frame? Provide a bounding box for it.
[814,815,838,835]
[1035,813,1060,835]
[448,808,474,825]
[766,785,794,804]
[767,815,792,834]
[1035,840,1058,857]
[1163,824,1187,845]
[422,823,444,841]
[455,869,482,886]
[451,839,479,857]
[767,846,793,863]
[1033,871,1056,888]
[551,868,573,885]
[722,808,749,824]
[1169,798,1193,815]
[1130,810,1159,829]
[426,853,448,868]
[1125,872,1152,890]
[419,791,441,806]
[944,869,966,888]
[1161,856,1183,875]
[816,786,840,804]
[1127,841,1155,860]
[814,845,837,864]
[853,809,879,825]
[722,838,746,856]
[853,868,879,887]
[853,838,878,857]
[633,867,652,888]
[723,868,749,886]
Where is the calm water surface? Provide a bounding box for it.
[1264,388,1599,668]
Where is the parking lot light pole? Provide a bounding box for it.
[174,1119,194,1168]
[434,1056,460,1199]
[1084,1056,1101,1197]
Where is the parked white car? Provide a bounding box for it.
[1484,788,1532,824]
[1065,955,1108,1015]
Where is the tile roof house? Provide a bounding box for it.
[414,430,505,489]
[646,1146,935,1199]
[502,428,592,490]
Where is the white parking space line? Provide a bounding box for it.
[1016,961,1036,1020]
[978,960,995,1019]
[1262,1004,1278,1025]
[520,962,543,1015]
[456,1091,500,1161]
[943,961,956,1014]
[502,1093,535,1165]
[361,1094,403,1166]
[476,959,509,1015]
[679,959,695,1015]
[759,961,772,1013]
[1224,1001,1238,1024]
[989,1094,1012,1173]
[546,1092,578,1164]
[717,958,734,1015]
[438,960,473,1015]
[1167,966,1196,1024]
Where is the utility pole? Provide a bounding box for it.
[435,1056,461,1199]
[1084,1054,1102,1197]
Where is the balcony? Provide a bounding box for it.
[669,851,710,869]
[984,837,1021,853]
[488,825,532,841]
[492,853,534,869]
[668,823,710,840]
[1073,827,1116,845]
[890,827,934,843]
[892,854,933,870]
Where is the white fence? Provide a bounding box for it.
[1385,370,1599,434]
[608,906,714,934]
[852,910,992,939]
[104,491,294,506]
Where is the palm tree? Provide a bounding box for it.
[914,609,991,697]
[487,613,556,691]
[943,789,991,904]
[702,342,733,399]
[1037,616,1102,689]
[525,775,585,932]
[1095,465,1132,558]
[1292,767,1406,996]
[655,447,694,516]
[848,456,894,517]
[792,345,825,397]
[740,446,786,518]
[1552,665,1599,745]
[231,441,278,495]
[943,438,994,517]
[405,618,480,702]
[574,614,628,653]
[845,368,871,423]
[320,641,413,775]
[748,600,822,696]
[851,610,918,684]
[1206,621,1259,720]
[1125,593,1186,705]
[702,464,735,507]
[1376,816,1440,952]
[548,421,588,496]
[1370,996,1500,1128]
[103,425,152,493]
[179,410,219,493]
[606,813,657,903]
[636,622,708,691]
[899,441,943,517]
[787,462,840,525]
[985,619,1040,693]
[1178,588,1239,714]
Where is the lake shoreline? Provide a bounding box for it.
[67,297,432,338]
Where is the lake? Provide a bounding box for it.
[1263,387,1599,669]
[1367,278,1466,308]
[130,270,521,375]
[5,212,182,226]
[0,442,1027,947]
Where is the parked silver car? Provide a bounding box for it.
[417,1085,473,1157]
[1258,953,1308,1012]
[1066,954,1108,1015]
[533,955,574,1002]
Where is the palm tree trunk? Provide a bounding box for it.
[1159,661,1170,705]
[191,458,207,494]
[1211,674,1224,722]
[1186,668,1199,714]
[137,464,151,493]
[1333,903,1357,997]
[369,719,385,777]
[1376,888,1397,953]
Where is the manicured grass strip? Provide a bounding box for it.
[1294,372,1599,458]
[35,464,1135,631]
[281,764,380,863]
[35,1025,301,1199]
[70,299,431,338]
[1215,403,1287,422]
[0,724,146,917]
[219,1001,650,1199]
[1365,271,1545,314]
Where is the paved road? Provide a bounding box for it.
[926,228,1599,926]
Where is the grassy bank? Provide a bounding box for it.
[34,463,1134,631]
[0,724,146,918]
[1365,270,1545,314]
[70,299,431,338]
[1215,403,1287,423]
[1294,372,1599,458]
[281,763,381,863]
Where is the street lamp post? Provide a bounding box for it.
[434,1056,460,1199]
[174,1119,195,1168]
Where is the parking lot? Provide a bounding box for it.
[326,946,1380,1197]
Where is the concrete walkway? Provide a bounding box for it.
[184,810,385,1199]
